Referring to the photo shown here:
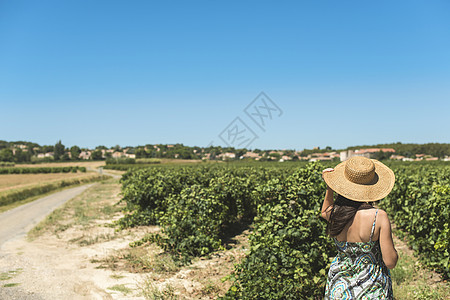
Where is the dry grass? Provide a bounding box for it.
[91,244,179,275]
[107,283,132,295]
[28,178,124,239]
[0,172,98,192]
[139,280,178,300]
[391,233,450,300]
[158,159,203,164]
[100,169,126,176]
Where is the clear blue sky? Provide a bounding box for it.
[1,1,449,150]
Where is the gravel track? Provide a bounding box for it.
[0,184,95,300]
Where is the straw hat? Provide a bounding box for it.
[322,156,395,202]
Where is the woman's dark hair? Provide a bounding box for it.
[326,194,374,237]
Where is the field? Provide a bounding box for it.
[0,160,210,212]
[0,162,109,212]
[0,173,98,192]
[17,161,106,169]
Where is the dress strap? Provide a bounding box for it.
[369,209,379,241]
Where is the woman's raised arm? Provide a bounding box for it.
[321,168,335,221]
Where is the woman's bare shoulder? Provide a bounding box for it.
[357,207,378,216]
[376,209,391,226]
[376,208,389,218]
[355,207,378,223]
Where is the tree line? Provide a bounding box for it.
[1,140,450,163]
[347,142,450,158]
[0,140,88,163]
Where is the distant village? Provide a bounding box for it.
[208,148,449,162]
[1,141,450,163]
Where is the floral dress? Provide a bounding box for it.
[324,209,393,299]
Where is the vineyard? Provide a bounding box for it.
[380,163,450,278]
[117,161,450,299]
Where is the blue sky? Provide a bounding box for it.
[1,1,449,150]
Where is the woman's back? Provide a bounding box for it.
[335,208,380,243]
[325,208,393,299]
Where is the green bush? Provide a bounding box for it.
[380,165,450,278]
[117,165,285,260]
[154,184,230,262]
[118,167,202,226]
[0,166,84,174]
[106,157,136,165]
[136,158,161,164]
[117,165,284,228]
[104,164,150,171]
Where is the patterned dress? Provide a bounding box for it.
[324,209,393,299]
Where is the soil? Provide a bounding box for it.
[0,223,249,299]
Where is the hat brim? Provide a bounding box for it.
[323,159,395,202]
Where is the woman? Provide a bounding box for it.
[321,156,398,299]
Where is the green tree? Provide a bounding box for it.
[54,140,65,160]
[269,153,281,160]
[135,148,148,158]
[70,146,81,160]
[0,148,14,162]
[0,141,8,150]
[373,150,390,161]
[91,150,103,160]
[235,149,247,159]
[41,145,54,153]
[13,149,31,162]
[27,145,36,155]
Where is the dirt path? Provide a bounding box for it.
[0,184,104,299]
[0,229,143,299]
[0,184,95,248]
